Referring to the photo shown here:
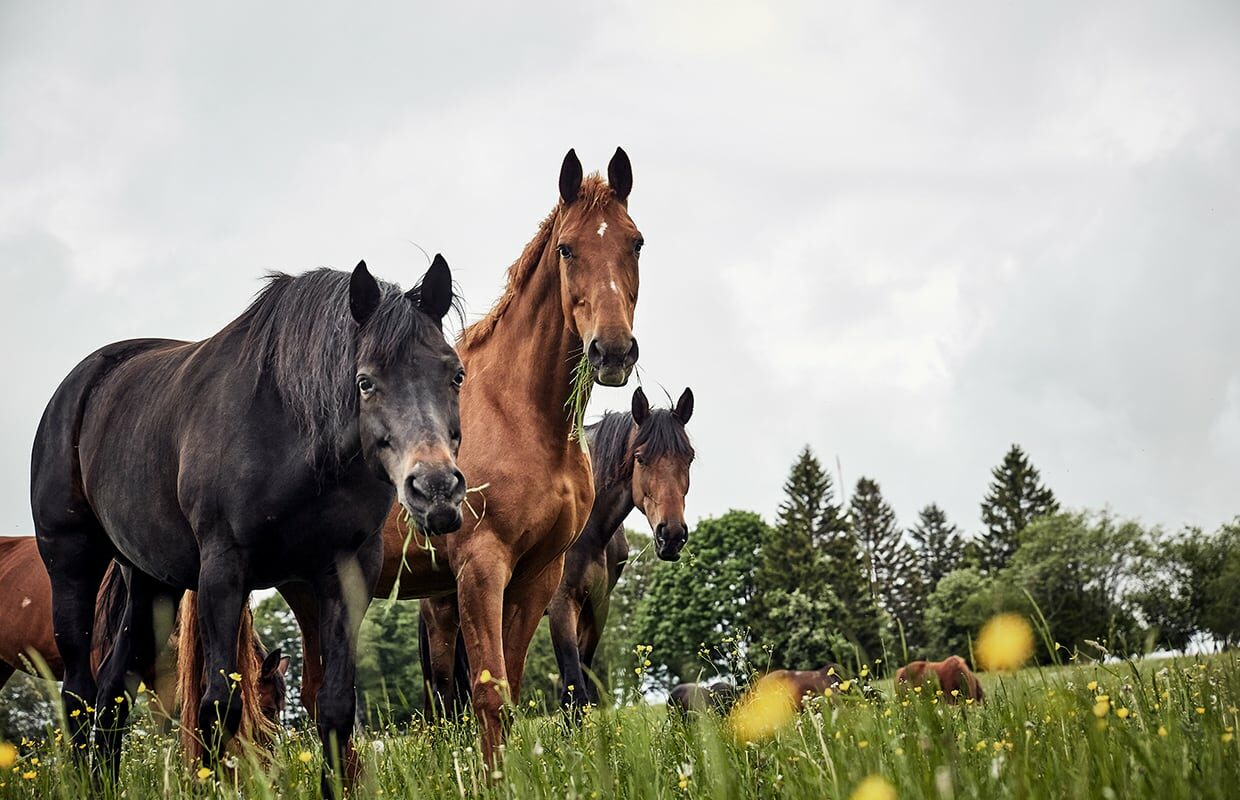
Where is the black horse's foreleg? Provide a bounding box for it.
[419,597,462,718]
[194,553,249,763]
[548,595,589,711]
[579,596,609,706]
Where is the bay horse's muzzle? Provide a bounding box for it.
[403,466,466,535]
[587,335,639,386]
[654,521,688,561]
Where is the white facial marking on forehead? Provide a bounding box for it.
[597,221,608,237]
[610,279,619,293]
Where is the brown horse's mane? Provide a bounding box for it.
[459,173,614,351]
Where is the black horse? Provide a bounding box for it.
[547,386,694,710]
[31,258,466,792]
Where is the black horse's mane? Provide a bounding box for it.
[228,267,448,466]
[586,407,695,491]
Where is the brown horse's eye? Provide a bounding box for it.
[557,244,573,259]
[634,237,644,255]
[634,452,645,465]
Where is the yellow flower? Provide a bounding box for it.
[678,775,689,790]
[479,669,492,684]
[839,680,853,692]
[70,709,81,718]
[196,767,212,780]
[976,613,1035,671]
[1158,726,1168,737]
[229,672,242,683]
[1087,681,1098,691]
[21,771,36,780]
[1221,733,1234,744]
[136,681,147,694]
[729,675,797,742]
[859,665,869,678]
[114,696,125,704]
[1116,708,1130,720]
[1093,699,1111,718]
[298,751,313,764]
[850,774,896,800]
[0,744,15,770]
[858,740,869,749]
[1196,707,1206,715]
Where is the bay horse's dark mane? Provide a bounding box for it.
[586,407,695,492]
[459,174,615,350]
[229,267,450,466]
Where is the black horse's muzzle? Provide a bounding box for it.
[402,466,466,535]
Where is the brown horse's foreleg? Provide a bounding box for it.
[277,581,322,717]
[501,557,565,703]
[457,556,512,764]
[547,591,588,711]
[419,597,462,718]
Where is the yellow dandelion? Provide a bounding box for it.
[196,767,212,780]
[1087,681,1098,691]
[0,744,15,770]
[849,774,896,800]
[1158,726,1168,737]
[298,751,313,764]
[479,669,492,684]
[729,675,797,742]
[1116,708,1130,720]
[976,613,1035,671]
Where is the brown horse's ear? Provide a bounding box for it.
[412,253,454,325]
[350,261,381,325]
[559,148,583,205]
[608,147,632,202]
[261,648,284,677]
[277,656,291,676]
[632,386,650,426]
[673,387,694,425]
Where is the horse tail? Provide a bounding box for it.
[453,628,471,709]
[90,562,127,674]
[177,592,278,763]
[418,612,434,715]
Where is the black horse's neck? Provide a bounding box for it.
[580,412,637,549]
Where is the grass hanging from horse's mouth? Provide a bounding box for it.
[566,351,594,451]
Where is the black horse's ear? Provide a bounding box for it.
[673,387,694,425]
[559,148,583,205]
[350,261,381,325]
[632,386,650,426]
[413,253,453,324]
[261,648,284,677]
[608,147,632,202]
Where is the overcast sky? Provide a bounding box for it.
[2,1,1238,543]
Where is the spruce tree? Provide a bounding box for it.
[850,477,918,651]
[978,444,1059,573]
[908,503,963,590]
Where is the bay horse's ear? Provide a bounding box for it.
[673,387,694,425]
[608,147,633,202]
[632,386,650,426]
[412,253,454,324]
[350,261,381,325]
[261,648,284,677]
[559,148,583,205]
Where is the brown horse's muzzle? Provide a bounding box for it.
[654,520,688,561]
[587,335,638,386]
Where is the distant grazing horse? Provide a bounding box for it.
[0,537,287,735]
[546,386,695,710]
[290,148,643,761]
[668,681,741,717]
[761,665,846,710]
[31,258,463,793]
[896,656,984,703]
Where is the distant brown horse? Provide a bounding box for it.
[287,148,643,760]
[761,665,845,710]
[0,536,287,737]
[896,656,984,703]
[546,386,694,710]
[668,681,740,717]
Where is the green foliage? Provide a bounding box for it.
[0,671,57,742]
[634,510,764,683]
[1134,520,1240,651]
[850,477,921,655]
[750,588,850,671]
[978,444,1059,573]
[923,567,995,659]
[908,503,964,589]
[251,593,305,721]
[356,598,426,723]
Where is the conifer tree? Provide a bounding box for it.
[850,477,918,650]
[908,503,963,590]
[978,444,1059,572]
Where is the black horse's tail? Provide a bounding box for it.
[90,562,128,673]
[453,629,471,706]
[418,612,473,716]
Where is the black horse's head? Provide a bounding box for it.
[349,257,466,535]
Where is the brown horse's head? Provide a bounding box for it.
[554,148,641,386]
[629,387,695,560]
[257,647,291,722]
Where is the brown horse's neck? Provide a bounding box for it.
[461,214,580,445]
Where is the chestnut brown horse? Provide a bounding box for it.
[762,664,845,710]
[896,655,984,703]
[287,148,642,760]
[0,536,287,730]
[546,386,695,710]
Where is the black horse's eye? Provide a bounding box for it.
[634,237,644,255]
[453,368,465,388]
[357,375,375,395]
[557,244,574,259]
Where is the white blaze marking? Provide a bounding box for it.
[610,279,619,293]
[597,221,608,237]
[21,596,31,608]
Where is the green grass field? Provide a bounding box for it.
[2,654,1238,799]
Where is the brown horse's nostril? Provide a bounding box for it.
[623,337,639,368]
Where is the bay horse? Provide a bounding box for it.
[0,536,287,733]
[31,258,464,792]
[668,681,741,718]
[546,386,695,710]
[895,656,984,703]
[287,148,642,761]
[760,664,845,711]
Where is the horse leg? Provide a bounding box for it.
[419,597,461,718]
[36,529,111,752]
[0,661,13,691]
[578,595,608,706]
[194,552,249,763]
[278,581,322,718]
[456,557,512,763]
[547,592,588,712]
[501,556,565,703]
[93,570,163,779]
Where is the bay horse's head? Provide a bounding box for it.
[629,387,695,560]
[350,257,466,534]
[257,647,291,722]
[555,147,642,386]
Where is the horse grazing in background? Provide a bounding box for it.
[546,386,695,711]
[896,656,984,703]
[31,257,463,793]
[761,664,846,710]
[668,681,741,718]
[0,537,287,734]
[289,148,643,761]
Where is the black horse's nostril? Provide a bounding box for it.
[450,469,465,498]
